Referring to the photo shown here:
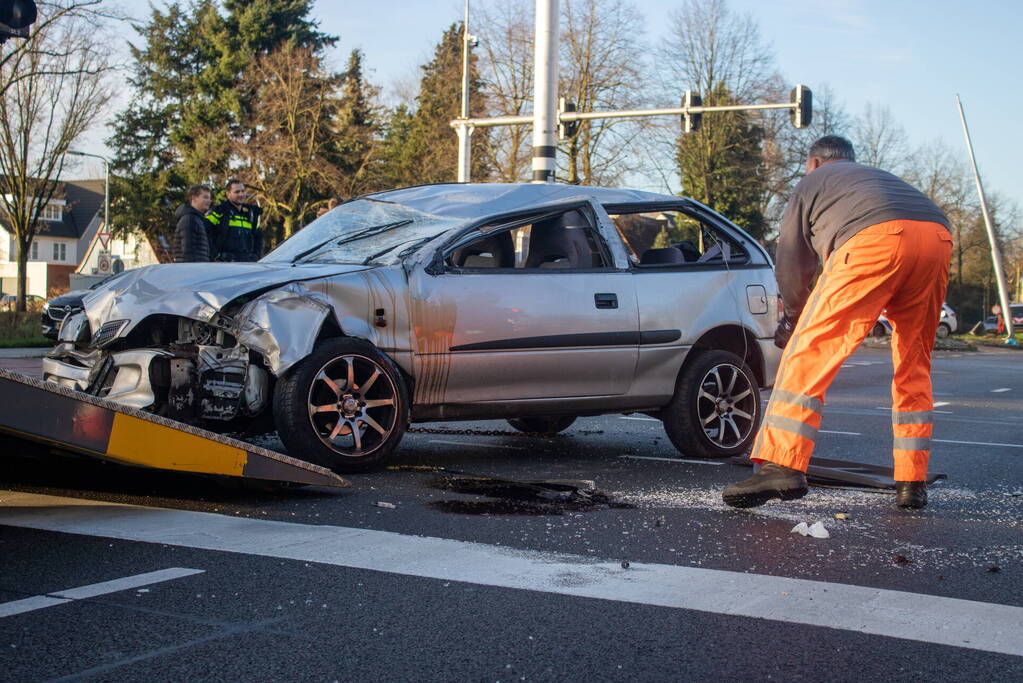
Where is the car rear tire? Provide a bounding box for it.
[871,322,887,338]
[506,416,577,434]
[273,338,408,473]
[936,322,951,339]
[662,350,761,459]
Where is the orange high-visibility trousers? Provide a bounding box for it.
[751,220,952,481]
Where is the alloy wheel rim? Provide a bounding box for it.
[307,354,398,456]
[696,363,756,448]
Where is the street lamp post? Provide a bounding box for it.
[66,149,109,231]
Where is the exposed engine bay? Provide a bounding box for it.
[43,312,271,426]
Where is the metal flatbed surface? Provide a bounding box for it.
[0,367,347,488]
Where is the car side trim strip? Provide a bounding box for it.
[449,329,681,352]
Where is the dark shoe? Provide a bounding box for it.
[895,481,927,509]
[722,463,808,508]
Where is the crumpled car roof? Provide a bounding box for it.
[362,183,678,220]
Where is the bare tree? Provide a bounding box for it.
[559,0,648,185]
[475,0,649,185]
[0,1,114,99]
[657,0,777,236]
[233,44,345,241]
[852,102,909,173]
[659,0,774,104]
[0,3,113,311]
[475,0,533,182]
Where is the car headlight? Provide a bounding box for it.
[42,301,49,314]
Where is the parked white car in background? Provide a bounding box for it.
[872,302,957,338]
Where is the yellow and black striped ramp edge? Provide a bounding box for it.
[0,367,347,488]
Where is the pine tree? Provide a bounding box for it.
[334,50,381,198]
[108,1,235,236]
[381,24,490,187]
[108,0,337,239]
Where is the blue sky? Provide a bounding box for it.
[310,0,1021,208]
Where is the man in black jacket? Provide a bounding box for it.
[207,179,264,261]
[172,184,213,262]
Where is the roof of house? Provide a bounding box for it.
[1,178,104,240]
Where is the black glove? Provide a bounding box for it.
[774,314,796,349]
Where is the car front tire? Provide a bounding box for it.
[936,322,951,339]
[506,416,577,434]
[273,338,408,473]
[662,350,761,459]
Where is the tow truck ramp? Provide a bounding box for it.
[0,367,347,488]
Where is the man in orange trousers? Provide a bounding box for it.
[723,136,952,509]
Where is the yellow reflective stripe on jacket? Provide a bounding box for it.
[228,216,254,229]
[207,211,223,225]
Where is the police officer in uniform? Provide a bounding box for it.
[207,179,264,261]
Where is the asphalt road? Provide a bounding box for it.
[1,345,1021,681]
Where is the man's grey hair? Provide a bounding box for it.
[808,135,855,163]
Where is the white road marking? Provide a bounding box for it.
[2,492,1022,657]
[428,439,524,451]
[619,455,724,466]
[991,388,1012,393]
[818,430,861,436]
[0,568,204,618]
[933,438,1023,449]
[619,416,660,422]
[934,401,951,407]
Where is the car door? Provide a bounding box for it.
[408,197,638,405]
[604,200,776,371]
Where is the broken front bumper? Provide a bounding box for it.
[43,348,174,410]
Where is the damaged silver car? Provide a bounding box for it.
[44,183,782,472]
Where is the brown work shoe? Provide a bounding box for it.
[895,481,927,509]
[722,463,808,508]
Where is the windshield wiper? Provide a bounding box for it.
[362,235,431,265]
[292,219,414,264]
[290,235,337,264]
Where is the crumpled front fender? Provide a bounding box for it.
[233,284,335,376]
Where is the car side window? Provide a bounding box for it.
[609,210,749,267]
[445,208,609,270]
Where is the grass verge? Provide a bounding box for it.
[0,309,52,348]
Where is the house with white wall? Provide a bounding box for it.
[0,179,163,297]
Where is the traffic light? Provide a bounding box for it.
[790,84,813,129]
[558,98,578,140]
[0,0,37,42]
[683,91,702,133]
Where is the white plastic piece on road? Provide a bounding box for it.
[808,521,830,539]
[373,502,396,509]
[791,521,830,539]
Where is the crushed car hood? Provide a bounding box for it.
[82,262,371,335]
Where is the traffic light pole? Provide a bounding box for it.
[450,0,809,183]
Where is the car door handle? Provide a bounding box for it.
[594,293,618,309]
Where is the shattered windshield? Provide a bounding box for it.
[261,199,457,265]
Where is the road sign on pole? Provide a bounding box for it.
[98,232,111,249]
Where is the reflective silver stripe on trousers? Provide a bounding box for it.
[893,410,932,425]
[770,389,823,415]
[893,437,931,451]
[763,414,818,442]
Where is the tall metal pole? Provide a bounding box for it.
[956,95,1014,340]
[455,0,473,182]
[531,0,558,183]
